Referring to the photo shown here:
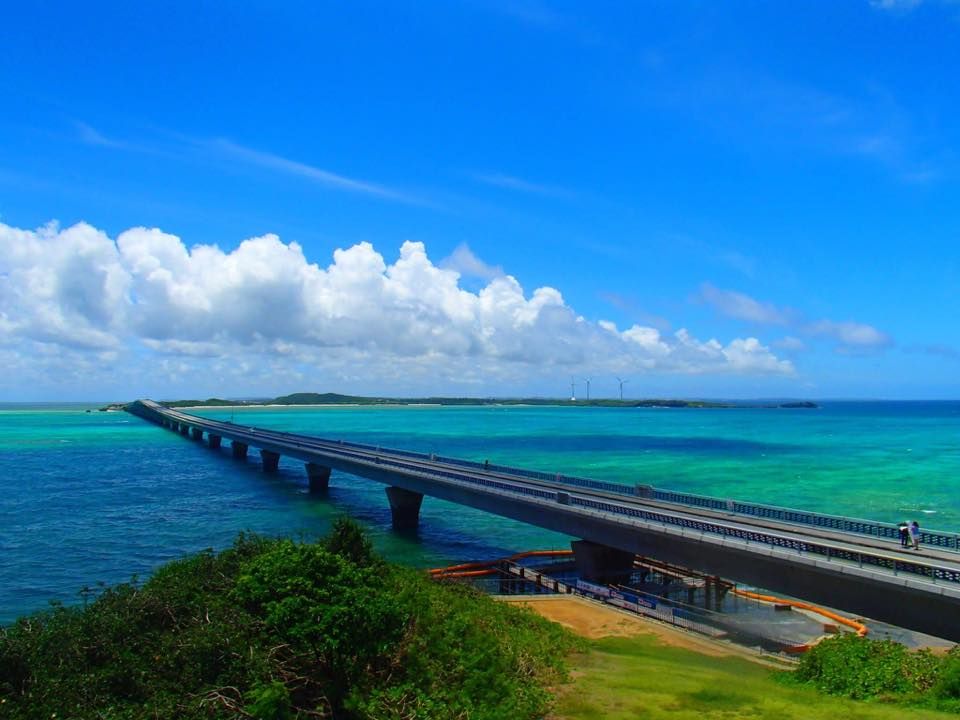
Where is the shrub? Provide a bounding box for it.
[934,656,960,700]
[0,527,579,719]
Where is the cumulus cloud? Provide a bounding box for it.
[0,220,794,393]
[0,222,128,349]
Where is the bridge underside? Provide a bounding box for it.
[569,524,960,642]
[308,455,960,640]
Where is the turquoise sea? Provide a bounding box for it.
[1,401,959,625]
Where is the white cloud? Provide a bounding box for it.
[0,221,128,349]
[699,283,791,324]
[0,220,794,396]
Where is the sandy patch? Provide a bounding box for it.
[498,595,736,656]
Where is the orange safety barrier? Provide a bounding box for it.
[429,549,573,578]
[732,588,869,642]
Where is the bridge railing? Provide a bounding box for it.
[568,494,960,585]
[318,443,960,588]
[649,488,959,550]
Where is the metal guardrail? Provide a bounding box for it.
[499,563,793,652]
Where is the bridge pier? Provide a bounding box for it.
[571,540,636,586]
[191,427,204,441]
[705,577,729,610]
[179,423,189,436]
[231,441,248,460]
[208,435,222,449]
[305,463,331,493]
[260,449,280,473]
[385,486,423,531]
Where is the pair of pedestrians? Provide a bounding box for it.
[897,520,921,550]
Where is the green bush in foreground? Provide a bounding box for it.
[0,519,581,719]
[791,633,960,710]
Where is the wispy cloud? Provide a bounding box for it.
[699,283,892,354]
[489,1,607,46]
[441,243,503,280]
[75,121,129,149]
[207,138,417,203]
[499,0,564,29]
[806,319,893,353]
[698,283,793,325]
[598,291,672,332]
[663,65,941,183]
[905,343,960,360]
[870,0,923,11]
[472,171,573,198]
[774,336,807,352]
[72,121,422,205]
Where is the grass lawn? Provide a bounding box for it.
[554,635,956,720]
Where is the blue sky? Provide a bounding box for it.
[1,0,959,400]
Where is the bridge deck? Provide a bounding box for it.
[128,399,960,641]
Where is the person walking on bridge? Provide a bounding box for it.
[898,522,910,547]
[910,520,921,551]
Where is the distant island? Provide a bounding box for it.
[101,393,818,411]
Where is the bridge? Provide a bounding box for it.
[128,399,960,642]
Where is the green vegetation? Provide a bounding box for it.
[0,520,580,719]
[149,391,818,410]
[790,634,960,710]
[158,397,253,408]
[555,635,958,720]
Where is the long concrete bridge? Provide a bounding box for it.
[128,399,960,641]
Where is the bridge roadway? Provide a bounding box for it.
[129,399,960,642]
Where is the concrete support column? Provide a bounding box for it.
[208,435,222,449]
[385,486,424,531]
[231,441,248,460]
[179,423,189,436]
[305,463,331,493]
[260,449,280,473]
[705,578,729,610]
[190,427,204,441]
[571,539,636,586]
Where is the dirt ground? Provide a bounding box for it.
[498,595,737,657]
